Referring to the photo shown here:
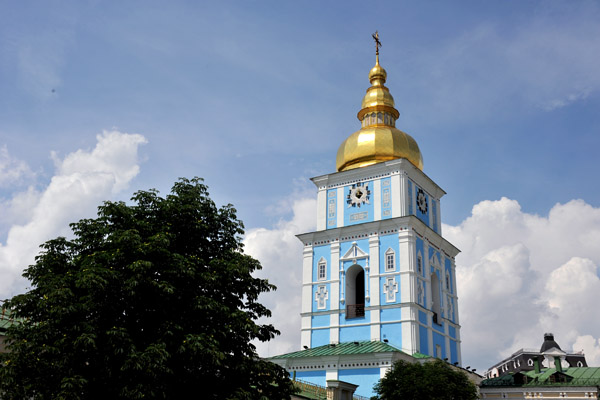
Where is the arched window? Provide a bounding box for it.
[445,271,451,291]
[417,253,423,274]
[385,248,395,272]
[318,258,327,281]
[431,271,441,324]
[345,264,365,318]
[377,112,383,124]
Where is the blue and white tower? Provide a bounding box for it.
[271,44,462,397]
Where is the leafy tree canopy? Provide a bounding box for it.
[0,178,295,400]
[371,359,478,400]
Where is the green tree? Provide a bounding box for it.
[0,178,295,400]
[371,359,478,400]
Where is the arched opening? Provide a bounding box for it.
[346,264,365,318]
[431,271,441,324]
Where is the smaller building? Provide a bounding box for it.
[484,333,587,379]
[0,301,14,353]
[481,333,597,400]
[480,366,600,399]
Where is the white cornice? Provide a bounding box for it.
[310,159,446,200]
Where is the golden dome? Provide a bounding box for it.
[336,54,423,172]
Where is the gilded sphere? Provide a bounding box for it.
[336,126,423,172]
[369,64,387,83]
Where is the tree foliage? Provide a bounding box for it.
[0,178,295,399]
[371,359,478,400]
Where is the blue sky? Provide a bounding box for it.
[1,0,600,373]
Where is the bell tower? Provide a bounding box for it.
[271,35,462,398]
[297,39,461,363]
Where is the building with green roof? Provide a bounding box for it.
[480,367,600,399]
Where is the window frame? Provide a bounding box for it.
[385,248,395,272]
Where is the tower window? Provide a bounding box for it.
[446,272,451,291]
[318,259,327,281]
[417,254,423,274]
[385,248,395,271]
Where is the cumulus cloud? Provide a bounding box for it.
[446,197,600,371]
[249,194,600,372]
[244,196,316,357]
[0,130,147,298]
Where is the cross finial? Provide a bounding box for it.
[372,31,382,56]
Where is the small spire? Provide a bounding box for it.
[372,31,382,64]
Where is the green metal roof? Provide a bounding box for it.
[0,307,17,332]
[411,352,431,359]
[270,340,405,359]
[482,367,600,387]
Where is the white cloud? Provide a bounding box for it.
[249,194,600,373]
[0,130,147,298]
[244,196,316,357]
[0,145,35,187]
[446,198,600,371]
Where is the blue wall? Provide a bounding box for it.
[313,244,331,282]
[340,325,370,342]
[381,322,402,347]
[311,328,330,347]
[381,177,392,219]
[381,308,402,322]
[450,339,458,364]
[295,370,327,388]
[433,331,446,359]
[419,325,429,355]
[415,184,429,226]
[379,233,398,274]
[339,368,381,398]
[327,188,337,228]
[312,314,329,328]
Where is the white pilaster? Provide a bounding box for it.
[369,236,380,306]
[330,313,340,344]
[373,179,381,221]
[316,189,327,231]
[336,187,344,228]
[371,310,381,341]
[391,171,402,218]
[428,195,433,228]
[398,229,414,303]
[398,171,408,217]
[302,246,314,314]
[330,242,340,310]
[436,199,442,235]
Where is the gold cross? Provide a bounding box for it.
[372,31,382,55]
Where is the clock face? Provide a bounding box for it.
[347,182,371,208]
[417,188,428,214]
